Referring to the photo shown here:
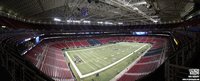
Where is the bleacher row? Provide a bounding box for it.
[24,41,74,81]
[24,36,167,81]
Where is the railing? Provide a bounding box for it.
[165,32,200,81]
[0,35,53,81]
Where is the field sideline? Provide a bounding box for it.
[65,42,151,81]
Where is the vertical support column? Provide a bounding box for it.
[22,67,25,81]
[181,49,185,66]
[175,53,178,65]
[165,60,170,81]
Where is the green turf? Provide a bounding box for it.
[65,42,151,81]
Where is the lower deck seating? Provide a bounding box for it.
[118,74,145,81]
[24,42,74,80]
[138,54,160,63]
[144,48,163,56]
[41,64,72,79]
[127,62,158,73]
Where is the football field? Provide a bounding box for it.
[65,42,151,81]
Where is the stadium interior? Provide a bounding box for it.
[0,0,200,81]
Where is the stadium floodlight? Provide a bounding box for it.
[118,22,123,25]
[24,38,31,42]
[54,18,61,22]
[67,20,73,23]
[131,1,147,6]
[73,20,81,23]
[1,25,6,28]
[97,21,103,24]
[135,32,147,35]
[133,7,139,10]
[173,38,179,45]
[83,20,91,24]
[153,20,158,23]
[105,21,113,25]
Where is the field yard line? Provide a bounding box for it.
[76,54,86,63]
[80,51,106,69]
[81,50,108,66]
[78,53,96,70]
[80,44,149,78]
[65,51,83,77]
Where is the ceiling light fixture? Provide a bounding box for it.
[97,22,103,24]
[2,26,6,28]
[153,20,158,23]
[54,18,61,22]
[105,22,113,25]
[67,20,72,23]
[131,1,147,6]
[83,20,91,23]
[73,20,81,23]
[118,22,123,25]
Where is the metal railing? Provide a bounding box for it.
[0,35,53,81]
[165,32,200,81]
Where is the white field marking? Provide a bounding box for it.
[81,50,107,68]
[77,52,96,70]
[66,43,150,79]
[82,48,108,64]
[65,51,82,77]
[71,55,75,60]
[79,44,149,78]
[76,54,86,63]
[85,62,96,70]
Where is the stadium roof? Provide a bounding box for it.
[0,0,193,24]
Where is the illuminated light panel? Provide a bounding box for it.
[2,26,6,28]
[67,20,73,23]
[135,32,147,35]
[24,38,31,42]
[73,20,81,23]
[54,18,61,22]
[35,36,40,44]
[173,38,179,45]
[83,20,91,23]
[118,22,123,25]
[153,20,158,23]
[97,22,103,24]
[133,7,139,10]
[105,22,113,25]
[132,1,147,6]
